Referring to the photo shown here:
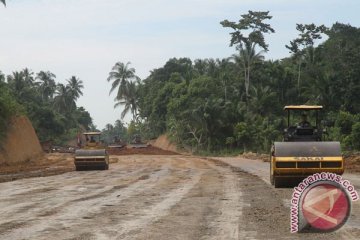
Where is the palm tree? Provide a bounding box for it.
[107,62,140,100]
[36,71,56,100]
[7,71,26,98]
[22,68,35,86]
[0,71,5,82]
[232,41,264,98]
[105,124,114,132]
[67,76,84,100]
[53,83,72,114]
[114,119,125,130]
[114,81,138,121]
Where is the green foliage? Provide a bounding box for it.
[1,69,92,144]
[220,11,275,51]
[351,123,360,150]
[134,21,360,154]
[0,83,23,143]
[101,120,128,144]
[286,23,328,54]
[335,111,357,135]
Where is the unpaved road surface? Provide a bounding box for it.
[0,155,359,239]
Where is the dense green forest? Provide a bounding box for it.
[0,70,93,144]
[107,12,360,153]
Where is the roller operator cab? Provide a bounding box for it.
[270,105,344,188]
[74,132,109,171]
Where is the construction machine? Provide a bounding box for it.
[129,134,148,148]
[270,105,344,188]
[74,132,109,171]
[108,136,126,149]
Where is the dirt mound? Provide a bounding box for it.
[107,145,178,155]
[150,134,178,152]
[240,152,269,162]
[0,116,43,165]
[345,154,360,173]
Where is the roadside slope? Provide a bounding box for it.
[0,116,43,165]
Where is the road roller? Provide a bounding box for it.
[270,105,344,188]
[74,132,109,171]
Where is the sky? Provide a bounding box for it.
[1,0,359,129]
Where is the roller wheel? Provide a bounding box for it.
[274,176,282,188]
[75,166,83,171]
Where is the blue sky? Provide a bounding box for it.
[1,0,359,129]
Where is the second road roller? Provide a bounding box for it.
[74,132,109,171]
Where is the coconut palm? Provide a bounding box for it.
[22,68,35,86]
[67,76,84,100]
[53,83,72,114]
[105,124,114,132]
[107,62,140,100]
[114,81,138,121]
[7,71,26,98]
[36,71,56,100]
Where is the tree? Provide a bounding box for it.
[232,44,264,98]
[74,107,92,130]
[221,11,274,98]
[0,71,5,82]
[36,71,56,100]
[67,76,84,100]
[114,81,139,121]
[53,83,72,114]
[107,62,140,100]
[22,68,35,86]
[7,71,30,101]
[286,23,328,93]
[105,124,114,131]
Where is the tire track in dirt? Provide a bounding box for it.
[0,166,150,225]
[0,158,172,239]
[201,159,243,240]
[113,169,203,239]
[53,157,204,240]
[101,157,243,240]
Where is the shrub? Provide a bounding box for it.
[351,122,360,150]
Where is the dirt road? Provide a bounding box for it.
[0,155,359,239]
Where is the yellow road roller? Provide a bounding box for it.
[74,132,109,171]
[270,105,344,188]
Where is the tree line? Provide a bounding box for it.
[106,11,360,153]
[0,69,92,144]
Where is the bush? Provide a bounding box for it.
[335,111,357,135]
[0,83,23,143]
[351,122,360,150]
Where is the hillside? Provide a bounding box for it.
[0,115,43,165]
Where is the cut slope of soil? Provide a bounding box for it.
[0,116,43,165]
[150,134,179,152]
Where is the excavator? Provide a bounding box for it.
[270,105,344,187]
[74,132,109,171]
